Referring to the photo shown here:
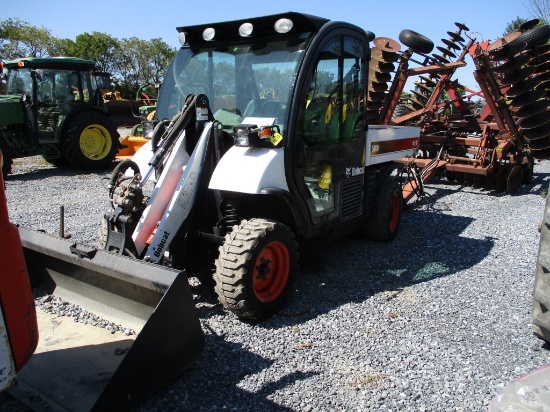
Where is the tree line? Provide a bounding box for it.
[1,0,549,98]
[0,18,176,98]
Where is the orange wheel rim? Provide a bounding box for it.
[253,240,290,303]
[389,193,400,232]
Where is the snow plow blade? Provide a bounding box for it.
[9,227,204,412]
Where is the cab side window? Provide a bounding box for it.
[302,38,340,145]
[342,37,365,141]
[301,35,365,145]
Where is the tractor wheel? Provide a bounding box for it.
[364,166,403,242]
[399,29,434,54]
[214,218,298,320]
[62,111,119,170]
[533,192,550,343]
[510,24,550,49]
[0,144,13,176]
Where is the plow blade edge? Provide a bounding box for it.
[9,227,204,411]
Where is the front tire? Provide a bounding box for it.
[214,218,298,320]
[62,111,119,170]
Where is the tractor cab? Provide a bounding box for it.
[156,13,388,238]
[0,57,119,173]
[156,14,324,144]
[4,57,102,127]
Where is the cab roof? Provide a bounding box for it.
[3,57,96,71]
[176,12,330,46]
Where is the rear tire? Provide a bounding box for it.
[214,218,298,320]
[62,111,119,170]
[0,144,13,176]
[533,192,550,343]
[364,166,403,242]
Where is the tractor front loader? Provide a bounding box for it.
[1,161,204,410]
[98,12,421,322]
[11,227,204,411]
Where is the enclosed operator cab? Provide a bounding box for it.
[3,57,101,138]
[114,12,418,320]
[155,12,418,243]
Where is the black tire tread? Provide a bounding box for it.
[364,165,403,242]
[62,110,119,170]
[533,192,550,343]
[399,29,434,54]
[214,218,298,320]
[510,24,550,49]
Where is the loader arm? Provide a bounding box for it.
[103,94,213,259]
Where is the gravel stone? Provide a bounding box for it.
[1,155,550,411]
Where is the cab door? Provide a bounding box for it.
[292,31,370,230]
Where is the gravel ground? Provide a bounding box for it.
[2,155,550,411]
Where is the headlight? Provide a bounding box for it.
[234,125,258,147]
[233,124,283,147]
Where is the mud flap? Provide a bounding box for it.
[10,227,204,411]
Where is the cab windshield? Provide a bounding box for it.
[156,38,309,134]
[6,68,33,95]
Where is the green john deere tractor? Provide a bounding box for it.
[0,57,120,175]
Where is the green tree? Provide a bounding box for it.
[504,17,530,35]
[48,37,77,57]
[113,37,175,97]
[146,38,176,85]
[0,18,54,58]
[0,19,175,99]
[72,32,120,73]
[527,0,550,22]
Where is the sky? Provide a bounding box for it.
[3,0,534,91]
